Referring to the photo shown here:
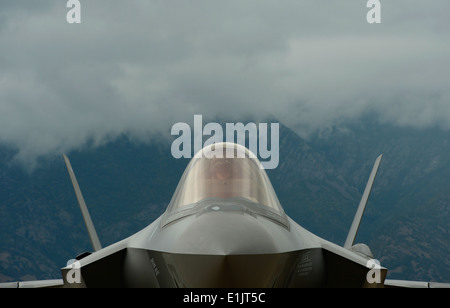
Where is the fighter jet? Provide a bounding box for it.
[1,142,448,288]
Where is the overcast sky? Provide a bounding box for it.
[1,0,450,168]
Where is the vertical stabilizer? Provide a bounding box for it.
[63,154,102,252]
[344,154,383,249]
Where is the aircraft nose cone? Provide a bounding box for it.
[176,211,278,255]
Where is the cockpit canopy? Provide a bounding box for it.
[163,142,287,227]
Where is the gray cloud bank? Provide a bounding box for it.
[1,0,450,168]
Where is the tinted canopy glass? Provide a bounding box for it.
[164,143,286,226]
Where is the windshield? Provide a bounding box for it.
[164,142,287,226]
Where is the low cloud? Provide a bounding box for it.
[1,1,450,169]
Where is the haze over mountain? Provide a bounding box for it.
[1,119,449,283]
[1,1,450,171]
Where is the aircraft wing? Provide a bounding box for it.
[0,237,129,288]
[318,239,388,287]
[0,279,63,288]
[384,279,450,288]
[319,240,450,288]
[60,236,130,288]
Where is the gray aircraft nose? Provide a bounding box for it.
[175,210,280,255]
[124,211,294,287]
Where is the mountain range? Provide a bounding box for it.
[0,118,449,283]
